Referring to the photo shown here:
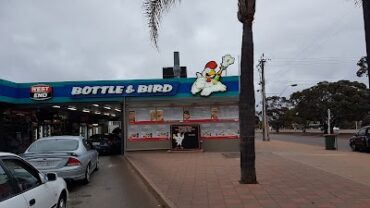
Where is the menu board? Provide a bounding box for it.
[218,105,239,119]
[201,122,239,138]
[184,106,210,120]
[130,108,155,121]
[128,124,170,140]
[161,107,183,121]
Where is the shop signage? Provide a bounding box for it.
[69,82,179,98]
[30,84,53,100]
[171,124,200,150]
[191,54,235,96]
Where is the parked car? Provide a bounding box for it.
[22,136,99,184]
[88,134,121,155]
[349,126,370,152]
[0,152,68,208]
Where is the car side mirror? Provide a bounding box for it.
[46,173,57,182]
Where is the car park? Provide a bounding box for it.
[22,136,99,184]
[0,152,68,208]
[349,126,370,152]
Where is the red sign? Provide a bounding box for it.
[30,84,52,100]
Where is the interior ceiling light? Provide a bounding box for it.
[103,112,110,116]
[114,108,121,112]
[92,104,99,107]
[95,111,101,115]
[67,106,77,111]
[111,113,116,117]
[52,105,61,108]
[92,123,99,126]
[82,109,90,113]
[103,106,111,110]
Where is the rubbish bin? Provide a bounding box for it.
[324,134,336,150]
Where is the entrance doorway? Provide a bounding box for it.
[0,102,123,154]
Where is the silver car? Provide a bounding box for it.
[22,136,99,184]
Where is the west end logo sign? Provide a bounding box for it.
[69,82,179,98]
[30,84,53,100]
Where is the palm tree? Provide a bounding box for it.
[143,0,257,184]
[360,0,370,88]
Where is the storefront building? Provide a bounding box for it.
[0,76,239,153]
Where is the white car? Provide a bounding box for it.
[0,152,68,208]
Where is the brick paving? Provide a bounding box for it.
[126,140,370,208]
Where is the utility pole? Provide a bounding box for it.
[257,54,269,141]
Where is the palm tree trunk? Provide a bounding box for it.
[363,0,370,88]
[239,22,257,184]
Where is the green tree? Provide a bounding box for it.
[266,96,292,132]
[143,0,257,184]
[291,80,370,133]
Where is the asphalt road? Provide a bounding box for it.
[257,133,353,152]
[67,156,163,208]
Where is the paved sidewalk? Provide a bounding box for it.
[126,140,370,208]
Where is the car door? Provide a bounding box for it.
[2,157,55,208]
[0,161,28,208]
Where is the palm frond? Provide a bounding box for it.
[143,0,180,48]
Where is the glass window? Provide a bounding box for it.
[0,165,18,202]
[217,105,239,119]
[82,140,91,150]
[358,128,367,136]
[3,159,41,192]
[184,107,210,120]
[27,139,79,153]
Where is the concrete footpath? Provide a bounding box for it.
[126,140,370,208]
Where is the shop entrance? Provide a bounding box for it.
[0,102,123,154]
[171,124,200,150]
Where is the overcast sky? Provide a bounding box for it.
[0,0,367,99]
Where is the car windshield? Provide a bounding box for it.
[27,139,79,153]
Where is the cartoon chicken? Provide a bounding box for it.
[173,132,185,149]
[191,54,235,96]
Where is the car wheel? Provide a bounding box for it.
[57,193,67,208]
[351,143,358,152]
[83,164,91,184]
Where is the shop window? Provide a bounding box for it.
[201,122,239,139]
[184,106,210,120]
[217,105,239,119]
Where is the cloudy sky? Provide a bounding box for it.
[0,0,367,99]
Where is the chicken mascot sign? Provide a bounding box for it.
[191,54,235,96]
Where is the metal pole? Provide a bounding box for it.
[327,109,331,135]
[121,98,127,155]
[174,51,181,78]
